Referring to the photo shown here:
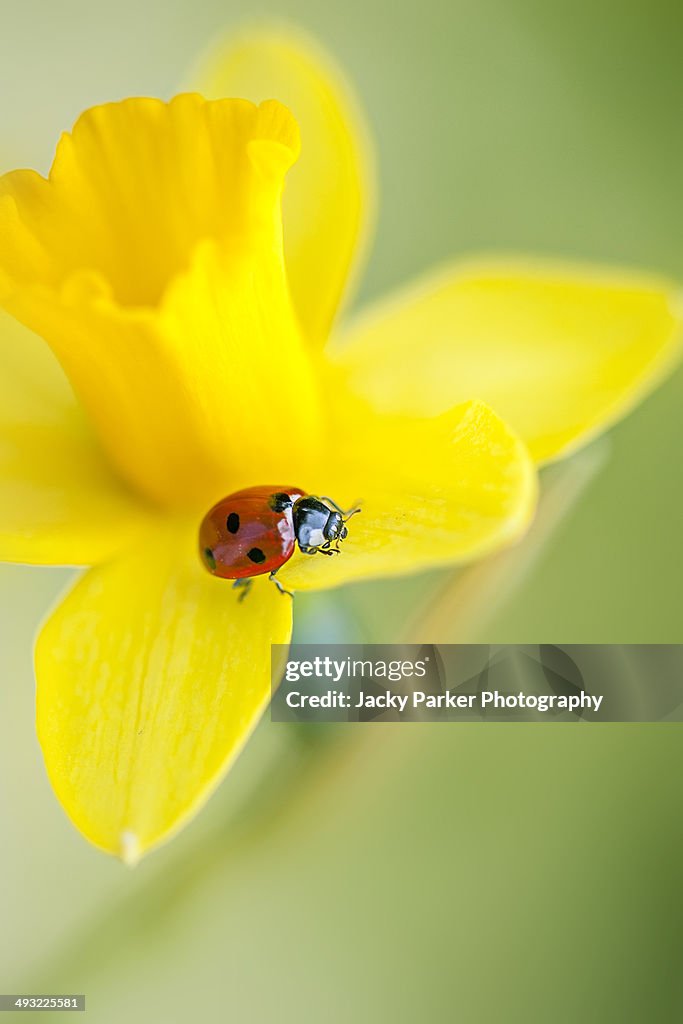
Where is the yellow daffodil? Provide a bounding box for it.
[0,26,680,862]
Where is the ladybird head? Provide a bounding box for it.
[290,496,360,553]
[323,511,345,542]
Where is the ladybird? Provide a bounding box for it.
[199,486,360,599]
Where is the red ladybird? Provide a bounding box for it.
[199,486,359,598]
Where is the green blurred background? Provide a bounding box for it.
[1,0,682,1020]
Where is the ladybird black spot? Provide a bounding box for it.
[269,492,293,512]
[226,512,240,534]
[247,547,266,564]
[203,548,216,572]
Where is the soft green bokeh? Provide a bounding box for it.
[1,0,682,1020]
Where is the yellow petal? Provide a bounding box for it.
[331,258,683,463]
[0,96,321,508]
[191,26,376,345]
[277,397,537,591]
[0,311,152,564]
[35,519,292,860]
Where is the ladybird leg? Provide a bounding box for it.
[320,542,342,556]
[268,569,293,598]
[232,578,253,603]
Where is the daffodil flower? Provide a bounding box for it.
[0,28,680,863]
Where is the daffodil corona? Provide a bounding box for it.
[0,27,680,861]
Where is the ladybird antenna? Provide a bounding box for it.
[319,496,362,519]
